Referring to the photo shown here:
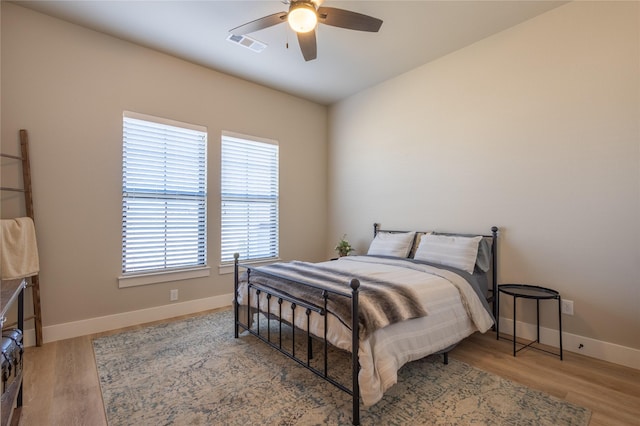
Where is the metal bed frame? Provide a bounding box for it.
[233,224,498,425]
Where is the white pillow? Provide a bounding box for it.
[413,234,482,274]
[367,232,415,258]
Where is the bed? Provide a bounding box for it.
[233,223,498,425]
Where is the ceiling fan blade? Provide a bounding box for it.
[230,12,288,36]
[297,30,317,61]
[317,7,382,32]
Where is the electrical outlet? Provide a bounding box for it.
[170,289,178,301]
[561,299,574,315]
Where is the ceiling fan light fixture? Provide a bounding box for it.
[288,3,317,33]
[229,2,383,61]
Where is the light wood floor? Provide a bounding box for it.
[16,308,640,426]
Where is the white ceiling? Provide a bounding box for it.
[13,1,566,105]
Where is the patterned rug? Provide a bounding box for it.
[93,309,590,425]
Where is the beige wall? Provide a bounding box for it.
[1,4,328,327]
[328,1,639,350]
[2,1,639,356]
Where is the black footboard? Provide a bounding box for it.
[233,253,362,425]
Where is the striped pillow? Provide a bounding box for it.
[367,232,415,258]
[413,234,482,274]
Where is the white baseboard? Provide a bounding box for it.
[22,293,234,347]
[498,317,640,370]
[20,301,638,371]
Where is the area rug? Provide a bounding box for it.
[93,309,590,425]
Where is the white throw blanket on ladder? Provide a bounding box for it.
[1,217,40,279]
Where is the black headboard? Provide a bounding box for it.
[373,223,499,319]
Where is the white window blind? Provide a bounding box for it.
[122,112,207,274]
[221,134,279,263]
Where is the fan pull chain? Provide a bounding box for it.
[285,25,289,50]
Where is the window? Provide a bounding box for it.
[221,133,279,263]
[121,112,207,279]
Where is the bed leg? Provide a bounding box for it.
[443,352,449,365]
[351,279,361,426]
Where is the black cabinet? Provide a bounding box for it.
[1,279,25,426]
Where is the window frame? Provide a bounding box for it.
[118,111,209,288]
[219,131,280,273]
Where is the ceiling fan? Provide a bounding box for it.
[229,0,383,62]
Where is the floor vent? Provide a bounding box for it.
[226,34,267,53]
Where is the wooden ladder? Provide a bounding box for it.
[1,129,43,346]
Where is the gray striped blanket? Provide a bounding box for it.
[241,261,427,339]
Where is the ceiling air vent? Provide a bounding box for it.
[226,34,267,53]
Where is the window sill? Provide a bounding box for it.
[218,258,281,275]
[118,266,211,288]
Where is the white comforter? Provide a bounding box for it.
[237,256,494,406]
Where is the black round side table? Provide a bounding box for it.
[496,284,563,360]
